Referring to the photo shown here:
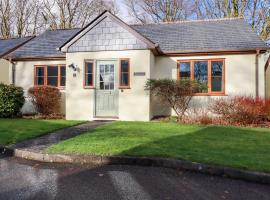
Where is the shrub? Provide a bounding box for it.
[145,79,206,121]
[0,83,25,118]
[210,96,270,125]
[28,86,61,116]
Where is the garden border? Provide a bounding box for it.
[1,146,270,185]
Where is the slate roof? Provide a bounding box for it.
[0,37,33,57]
[131,18,269,53]
[7,17,269,59]
[9,28,81,59]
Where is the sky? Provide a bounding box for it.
[114,0,133,23]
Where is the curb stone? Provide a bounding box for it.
[2,147,270,185]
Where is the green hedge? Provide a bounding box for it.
[0,83,25,118]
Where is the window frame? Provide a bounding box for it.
[177,59,225,96]
[119,58,131,89]
[34,64,66,89]
[84,60,95,89]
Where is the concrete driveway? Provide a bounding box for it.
[0,155,270,200]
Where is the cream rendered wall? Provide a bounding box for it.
[152,54,265,117]
[66,50,152,121]
[14,60,66,114]
[0,59,11,84]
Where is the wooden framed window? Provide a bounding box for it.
[84,60,94,88]
[60,65,66,87]
[35,66,45,86]
[177,59,225,95]
[119,59,130,88]
[34,65,66,88]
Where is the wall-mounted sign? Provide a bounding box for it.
[134,72,146,76]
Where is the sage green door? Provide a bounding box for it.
[95,60,119,117]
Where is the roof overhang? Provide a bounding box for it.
[161,48,269,56]
[58,11,159,54]
[7,55,66,61]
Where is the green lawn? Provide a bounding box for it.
[0,119,83,145]
[48,121,270,172]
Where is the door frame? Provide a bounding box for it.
[94,59,119,118]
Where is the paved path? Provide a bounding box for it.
[0,156,270,200]
[9,121,109,153]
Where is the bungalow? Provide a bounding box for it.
[3,11,270,121]
[0,36,34,84]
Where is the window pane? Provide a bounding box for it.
[110,64,114,72]
[61,77,65,87]
[179,62,190,79]
[60,66,66,76]
[86,63,93,73]
[36,67,44,76]
[86,74,93,86]
[120,60,129,86]
[194,61,208,92]
[36,77,44,85]
[47,66,58,76]
[194,61,208,83]
[60,66,66,87]
[121,73,129,86]
[100,74,104,82]
[211,61,223,92]
[104,82,109,90]
[121,60,129,73]
[100,65,104,73]
[85,62,93,86]
[47,77,58,86]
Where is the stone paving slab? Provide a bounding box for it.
[9,121,109,153]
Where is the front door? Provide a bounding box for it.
[95,60,119,117]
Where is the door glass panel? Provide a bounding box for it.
[105,83,110,90]
[105,65,109,73]
[100,82,104,89]
[99,63,114,90]
[110,64,114,72]
[100,65,104,73]
[110,83,114,90]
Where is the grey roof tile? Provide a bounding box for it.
[7,18,269,59]
[10,29,81,59]
[131,18,269,52]
[0,37,33,57]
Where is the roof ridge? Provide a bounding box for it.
[0,36,33,40]
[130,17,244,26]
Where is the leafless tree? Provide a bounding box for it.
[125,0,193,24]
[0,0,12,38]
[194,0,270,42]
[42,0,117,30]
[0,0,117,38]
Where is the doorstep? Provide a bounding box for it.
[93,116,119,121]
